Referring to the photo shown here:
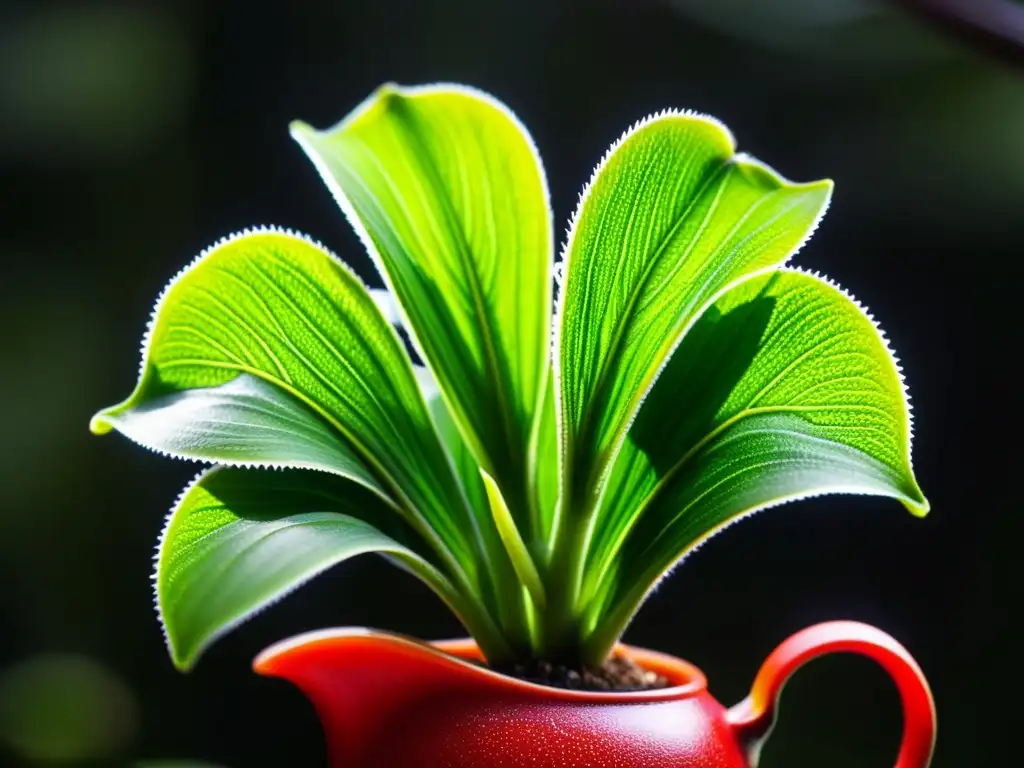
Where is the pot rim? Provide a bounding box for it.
[254,627,708,703]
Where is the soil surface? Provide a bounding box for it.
[492,655,670,691]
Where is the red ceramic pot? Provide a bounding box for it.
[254,620,935,767]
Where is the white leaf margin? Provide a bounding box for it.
[89,225,448,487]
[290,82,557,477]
[551,109,835,537]
[584,263,926,655]
[152,466,459,670]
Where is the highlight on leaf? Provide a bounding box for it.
[92,82,927,671]
[290,83,552,546]
[156,466,466,671]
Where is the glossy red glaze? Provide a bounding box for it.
[254,621,935,767]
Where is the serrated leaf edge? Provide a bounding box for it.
[609,263,924,520]
[153,467,206,667]
[89,226,438,504]
[551,108,735,294]
[115,226,366,389]
[551,110,833,537]
[786,266,919,473]
[111,226,485,667]
[585,481,903,661]
[291,81,556,477]
[582,265,927,657]
[153,466,453,671]
[580,263,927,618]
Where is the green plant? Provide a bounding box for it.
[91,83,926,671]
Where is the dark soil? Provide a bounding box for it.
[492,655,670,692]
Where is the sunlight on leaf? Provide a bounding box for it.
[93,372,383,495]
[157,467,461,670]
[89,82,928,669]
[555,110,832,613]
[91,228,483,583]
[291,83,552,538]
[582,269,925,658]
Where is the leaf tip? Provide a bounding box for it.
[89,413,111,435]
[169,645,196,673]
[478,466,499,494]
[902,485,930,518]
[288,119,315,141]
[157,586,197,673]
[480,469,547,610]
[89,406,120,435]
[159,580,201,674]
[808,177,835,224]
[812,176,835,206]
[374,81,402,100]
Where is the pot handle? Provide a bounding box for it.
[726,621,936,767]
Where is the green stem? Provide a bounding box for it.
[536,500,588,662]
[482,470,547,611]
[580,578,645,666]
[389,552,514,665]
[493,568,531,655]
[581,544,664,665]
[452,589,518,665]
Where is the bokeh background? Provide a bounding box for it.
[1,0,1017,765]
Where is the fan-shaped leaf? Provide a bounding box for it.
[91,229,481,581]
[291,83,552,533]
[557,113,832,539]
[157,467,460,670]
[582,270,926,659]
[91,372,384,497]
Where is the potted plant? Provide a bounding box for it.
[92,83,935,767]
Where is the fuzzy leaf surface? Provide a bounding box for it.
[558,113,833,514]
[157,467,451,670]
[584,270,926,656]
[92,373,384,496]
[291,84,552,529]
[91,230,479,573]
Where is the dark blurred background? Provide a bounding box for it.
[0,0,1017,765]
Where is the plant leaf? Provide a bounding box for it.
[481,469,546,610]
[91,229,481,578]
[529,370,559,555]
[423,387,487,520]
[583,269,926,658]
[157,466,456,670]
[422,382,529,643]
[291,83,552,530]
[91,372,385,497]
[557,112,833,522]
